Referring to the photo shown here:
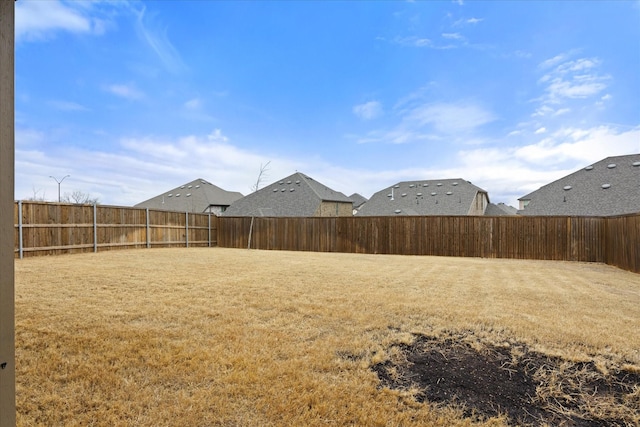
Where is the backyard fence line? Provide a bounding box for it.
[217,214,639,273]
[13,201,639,273]
[13,201,217,258]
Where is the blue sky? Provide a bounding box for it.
[15,0,640,207]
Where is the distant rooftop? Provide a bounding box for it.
[223,172,352,217]
[518,154,640,216]
[135,178,243,213]
[356,179,489,216]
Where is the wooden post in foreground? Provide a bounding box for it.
[0,1,16,426]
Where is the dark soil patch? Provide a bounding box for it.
[370,334,640,426]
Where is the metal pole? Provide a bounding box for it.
[185,211,189,248]
[49,175,70,203]
[93,203,97,253]
[146,208,150,249]
[0,1,16,424]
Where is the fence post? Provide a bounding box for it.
[93,203,98,253]
[185,211,189,248]
[18,200,22,259]
[146,208,150,249]
[208,211,211,247]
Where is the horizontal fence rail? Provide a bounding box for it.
[14,201,217,257]
[13,201,639,273]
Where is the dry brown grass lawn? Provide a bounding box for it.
[15,248,640,426]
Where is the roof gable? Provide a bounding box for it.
[356,178,488,216]
[223,172,352,217]
[349,193,368,209]
[519,154,640,216]
[485,203,518,216]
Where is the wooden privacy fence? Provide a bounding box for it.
[13,201,639,273]
[217,214,640,273]
[14,201,217,257]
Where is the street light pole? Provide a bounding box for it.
[50,175,70,203]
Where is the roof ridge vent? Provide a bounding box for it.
[633,161,640,167]
[607,163,617,169]
[563,185,572,191]
[601,184,611,189]
[585,165,594,171]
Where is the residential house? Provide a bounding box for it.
[518,154,640,216]
[484,202,518,216]
[135,178,243,215]
[349,193,368,215]
[223,172,353,217]
[356,179,490,216]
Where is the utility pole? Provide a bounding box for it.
[0,1,16,426]
[50,175,70,202]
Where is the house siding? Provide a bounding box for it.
[315,201,353,217]
[468,192,489,215]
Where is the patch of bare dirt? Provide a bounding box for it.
[372,334,640,426]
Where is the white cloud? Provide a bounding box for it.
[353,90,496,145]
[536,53,611,111]
[404,102,496,135]
[184,98,202,110]
[545,75,608,100]
[135,6,187,74]
[15,0,118,42]
[534,127,546,134]
[48,100,90,112]
[452,125,640,206]
[353,101,383,120]
[513,126,640,166]
[394,36,433,48]
[453,17,484,27]
[442,32,464,40]
[105,84,144,100]
[16,0,91,41]
[15,123,639,209]
[538,53,569,70]
[16,128,286,204]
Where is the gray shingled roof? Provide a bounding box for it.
[518,154,640,216]
[223,172,352,217]
[485,203,518,216]
[356,178,489,216]
[134,178,243,213]
[349,193,368,209]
